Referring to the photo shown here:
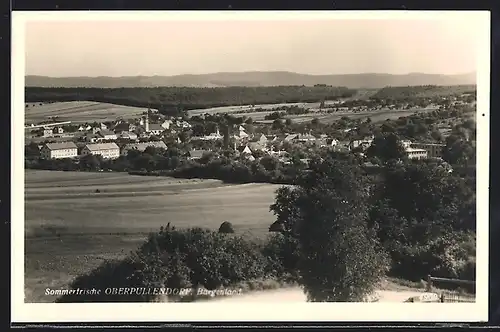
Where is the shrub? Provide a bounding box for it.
[389,231,475,282]
[58,225,277,302]
[218,221,235,234]
[261,234,300,281]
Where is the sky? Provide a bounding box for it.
[23,13,482,77]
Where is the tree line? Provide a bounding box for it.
[25,86,357,113]
[371,85,476,100]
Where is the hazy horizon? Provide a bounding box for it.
[26,69,476,78]
[24,15,481,77]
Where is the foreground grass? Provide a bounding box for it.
[24,170,280,302]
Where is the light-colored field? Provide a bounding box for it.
[25,101,152,124]
[24,170,282,302]
[255,107,439,124]
[187,102,320,117]
[188,102,438,124]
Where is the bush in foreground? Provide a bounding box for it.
[218,221,235,234]
[57,225,294,302]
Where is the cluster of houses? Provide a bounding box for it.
[33,108,447,164]
[37,124,445,163]
[40,140,170,160]
[36,113,192,141]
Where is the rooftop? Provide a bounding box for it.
[98,129,116,136]
[84,143,120,151]
[405,148,428,153]
[148,124,164,131]
[44,142,78,150]
[123,141,167,151]
[411,142,446,147]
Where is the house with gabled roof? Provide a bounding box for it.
[97,129,118,141]
[82,142,120,159]
[236,145,256,161]
[119,131,138,140]
[40,141,78,159]
[147,124,165,136]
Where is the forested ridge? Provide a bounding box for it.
[25,86,356,112]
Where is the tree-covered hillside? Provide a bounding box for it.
[25,86,357,112]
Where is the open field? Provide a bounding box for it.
[187,102,321,117]
[24,99,437,126]
[25,101,151,124]
[188,101,438,124]
[255,107,439,124]
[24,170,281,302]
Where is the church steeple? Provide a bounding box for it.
[145,109,150,132]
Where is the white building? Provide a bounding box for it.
[40,142,78,159]
[97,130,118,141]
[411,142,445,159]
[234,128,249,140]
[405,148,428,160]
[120,131,138,140]
[148,124,165,136]
[42,128,53,137]
[82,143,120,159]
[195,129,223,141]
[53,127,64,135]
[240,145,255,161]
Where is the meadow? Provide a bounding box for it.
[24,170,282,302]
[198,105,438,124]
[24,101,151,124]
[187,102,320,117]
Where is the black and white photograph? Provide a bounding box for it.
[12,11,489,322]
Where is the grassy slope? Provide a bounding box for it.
[25,170,281,302]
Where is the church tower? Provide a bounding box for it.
[145,110,150,132]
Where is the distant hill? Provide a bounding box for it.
[25,71,476,89]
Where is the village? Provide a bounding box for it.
[25,91,477,169]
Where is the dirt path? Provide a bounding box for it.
[210,287,425,302]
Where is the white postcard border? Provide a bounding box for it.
[11,10,490,323]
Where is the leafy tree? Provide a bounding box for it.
[218,221,235,234]
[25,142,40,158]
[366,133,406,163]
[260,156,280,172]
[272,119,284,130]
[368,162,475,279]
[80,154,102,171]
[442,135,475,166]
[271,159,389,301]
[431,130,443,142]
